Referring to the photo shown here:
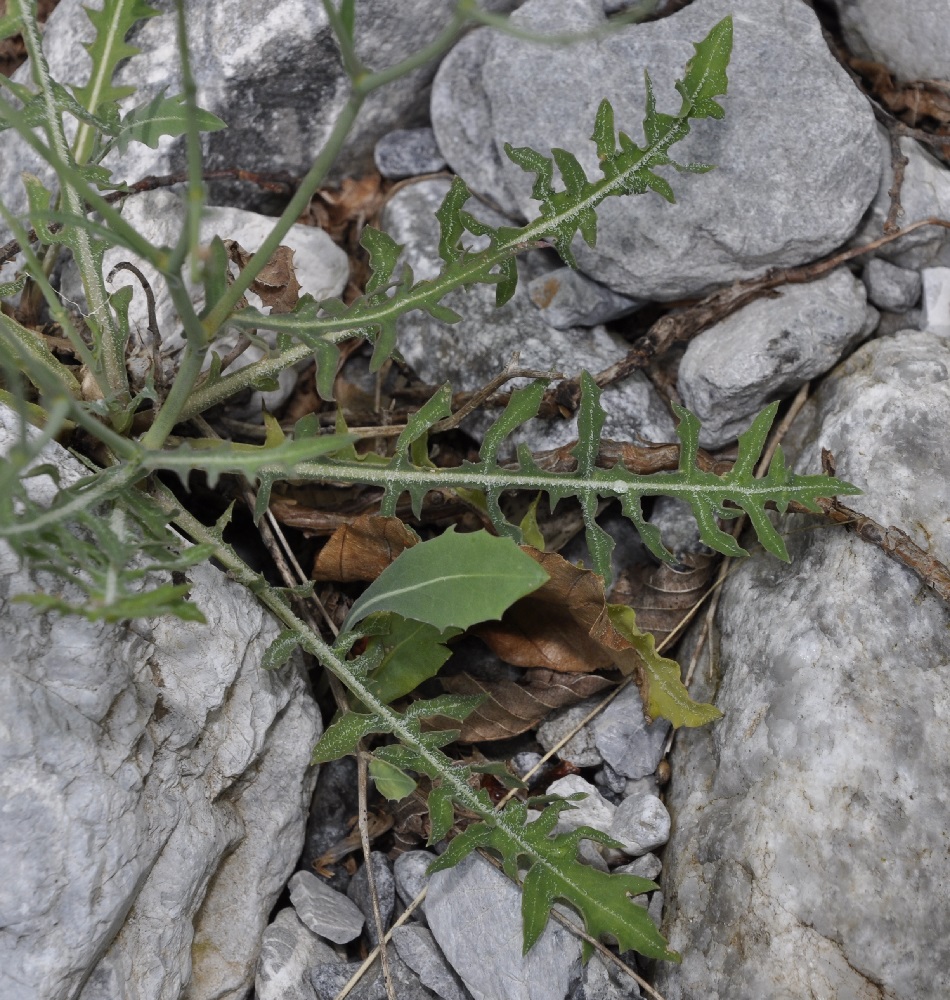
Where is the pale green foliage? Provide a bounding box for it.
[344,527,550,630]
[0,0,860,963]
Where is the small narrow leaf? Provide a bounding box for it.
[364,615,460,705]
[361,226,403,293]
[116,90,226,151]
[310,711,393,764]
[261,629,299,671]
[427,785,455,843]
[369,757,417,801]
[344,527,549,631]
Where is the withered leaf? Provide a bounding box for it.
[609,552,716,644]
[436,669,614,743]
[225,240,301,313]
[312,513,418,583]
[474,549,629,673]
[474,548,720,728]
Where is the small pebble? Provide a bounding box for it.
[374,127,447,179]
[288,871,365,945]
[610,793,672,857]
[347,853,395,946]
[921,267,950,337]
[864,258,921,311]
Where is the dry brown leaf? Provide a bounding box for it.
[311,513,418,583]
[850,56,950,126]
[225,241,301,314]
[438,669,614,743]
[474,549,631,673]
[610,553,716,644]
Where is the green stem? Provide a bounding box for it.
[165,0,206,278]
[138,273,209,448]
[198,91,366,336]
[154,480,594,887]
[199,6,469,338]
[17,0,130,407]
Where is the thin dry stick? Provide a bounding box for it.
[333,890,428,1000]
[356,752,397,1000]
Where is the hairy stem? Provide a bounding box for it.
[16,0,129,408]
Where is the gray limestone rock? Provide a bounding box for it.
[568,955,642,1000]
[921,266,950,337]
[374,128,448,179]
[536,697,604,768]
[656,331,950,999]
[425,853,583,1000]
[255,908,338,1000]
[0,406,321,1000]
[609,794,671,857]
[527,267,642,330]
[863,257,921,312]
[0,0,516,224]
[288,871,365,945]
[310,950,438,1000]
[58,188,348,420]
[677,268,874,448]
[431,0,880,301]
[348,853,396,947]
[378,178,677,451]
[646,496,712,561]
[828,0,950,82]
[614,853,663,883]
[547,775,618,838]
[392,924,473,1000]
[853,131,950,269]
[591,683,670,780]
[394,850,437,912]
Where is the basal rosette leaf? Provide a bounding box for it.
[343,527,549,631]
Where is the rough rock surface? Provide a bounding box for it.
[527,267,641,330]
[864,258,921,312]
[392,924,472,1000]
[0,406,321,1000]
[379,178,676,450]
[288,871,364,945]
[374,128,447,180]
[828,0,950,82]
[431,0,880,300]
[677,268,875,447]
[0,0,518,221]
[656,331,950,1000]
[425,853,582,1000]
[921,267,950,337]
[854,132,950,269]
[256,908,337,1000]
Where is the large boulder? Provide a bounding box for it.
[431,0,881,301]
[827,0,950,82]
[0,0,519,222]
[656,331,950,999]
[0,405,321,1000]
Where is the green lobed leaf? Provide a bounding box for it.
[363,614,462,705]
[310,711,393,764]
[261,629,299,672]
[73,0,161,112]
[115,89,226,151]
[608,603,721,728]
[343,526,550,631]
